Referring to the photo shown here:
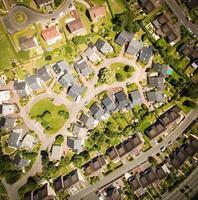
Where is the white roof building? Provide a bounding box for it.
[0,104,16,115]
[50,145,62,161]
[0,90,11,103]
[21,134,36,150]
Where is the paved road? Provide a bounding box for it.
[165,0,198,37]
[69,108,198,200]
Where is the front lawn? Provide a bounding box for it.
[107,0,127,16]
[29,98,69,134]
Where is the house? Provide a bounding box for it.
[139,0,158,13]
[138,172,150,188]
[50,145,62,161]
[32,184,48,200]
[0,117,16,131]
[152,63,171,77]
[21,134,36,151]
[53,176,63,192]
[67,18,86,35]
[155,165,168,180]
[83,155,106,176]
[8,132,22,149]
[58,73,76,89]
[144,167,158,184]
[18,36,38,51]
[115,143,127,157]
[89,103,105,120]
[73,58,93,77]
[88,5,106,22]
[147,76,165,90]
[34,0,53,7]
[14,80,29,98]
[115,30,133,46]
[123,135,142,154]
[129,90,142,107]
[67,84,85,101]
[84,46,101,63]
[79,113,96,130]
[36,66,52,83]
[52,60,71,76]
[72,123,87,137]
[67,136,84,153]
[95,39,113,54]
[41,25,61,45]
[152,14,169,30]
[11,154,30,169]
[186,0,198,9]
[0,90,11,103]
[101,185,122,200]
[114,91,129,109]
[106,146,119,161]
[102,96,117,113]
[146,90,165,103]
[138,46,153,63]
[26,75,42,92]
[128,175,141,191]
[0,103,16,115]
[126,39,143,56]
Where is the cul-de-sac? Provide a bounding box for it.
[0,0,197,200]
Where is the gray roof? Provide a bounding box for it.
[52,60,70,75]
[67,136,84,153]
[79,113,95,129]
[129,90,142,107]
[26,75,42,91]
[152,63,169,77]
[126,39,143,55]
[146,90,165,103]
[58,73,76,88]
[67,85,84,100]
[89,103,105,120]
[139,46,153,62]
[8,132,22,148]
[14,81,28,97]
[0,117,15,130]
[147,76,165,90]
[95,39,113,54]
[18,36,37,51]
[74,58,93,77]
[114,91,129,108]
[50,145,62,161]
[11,154,30,168]
[37,66,52,82]
[115,30,133,46]
[102,96,117,112]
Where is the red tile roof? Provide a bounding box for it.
[88,5,106,20]
[41,25,60,41]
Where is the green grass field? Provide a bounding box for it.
[0,23,16,70]
[29,98,68,134]
[107,0,127,16]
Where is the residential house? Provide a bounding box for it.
[126,39,143,56]
[152,63,171,77]
[58,73,76,89]
[106,146,119,161]
[114,91,129,109]
[147,76,165,90]
[84,46,101,63]
[115,30,133,46]
[102,96,117,113]
[72,123,87,137]
[53,176,63,192]
[26,75,42,92]
[128,175,141,192]
[129,90,142,107]
[67,18,86,35]
[0,117,16,131]
[138,172,150,188]
[14,80,29,98]
[83,155,106,176]
[138,46,153,63]
[67,84,85,101]
[146,90,165,103]
[0,103,16,115]
[144,167,158,185]
[89,102,105,120]
[34,0,53,7]
[52,60,71,76]
[67,136,84,153]
[11,154,30,169]
[186,0,198,10]
[50,144,62,161]
[8,132,22,149]
[139,0,158,13]
[115,143,127,158]
[36,66,52,83]
[88,5,106,22]
[95,39,113,54]
[32,184,48,200]
[73,58,93,77]
[18,36,38,51]
[0,90,11,103]
[21,134,36,151]
[155,165,168,180]
[41,25,61,45]
[79,113,96,130]
[101,184,122,200]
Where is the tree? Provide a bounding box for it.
[55,135,64,145]
[98,68,115,84]
[182,99,196,108]
[115,73,124,81]
[58,110,69,119]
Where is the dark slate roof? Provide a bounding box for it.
[53,176,63,192]
[33,183,48,200]
[11,154,30,168]
[79,113,95,129]
[139,46,153,62]
[95,39,105,51]
[139,0,156,13]
[0,117,15,130]
[106,146,119,160]
[67,136,84,153]
[52,60,70,75]
[8,132,22,148]
[128,175,141,191]
[14,81,28,97]
[37,66,52,82]
[181,143,196,157]
[152,63,169,77]
[114,91,129,108]
[129,90,142,107]
[63,169,80,189]
[104,185,122,199]
[186,0,198,9]
[26,75,41,91]
[139,172,150,188]
[147,76,165,90]
[102,96,117,112]
[115,143,127,157]
[89,103,105,119]
[189,136,198,152]
[115,30,133,46]
[146,90,165,103]
[144,167,158,184]
[126,39,143,55]
[74,58,93,77]
[155,165,167,179]
[67,85,84,100]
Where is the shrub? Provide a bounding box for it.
[115,73,124,81]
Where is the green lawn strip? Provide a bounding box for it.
[29,98,68,134]
[52,82,64,94]
[126,83,138,92]
[107,0,127,17]
[15,68,26,80]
